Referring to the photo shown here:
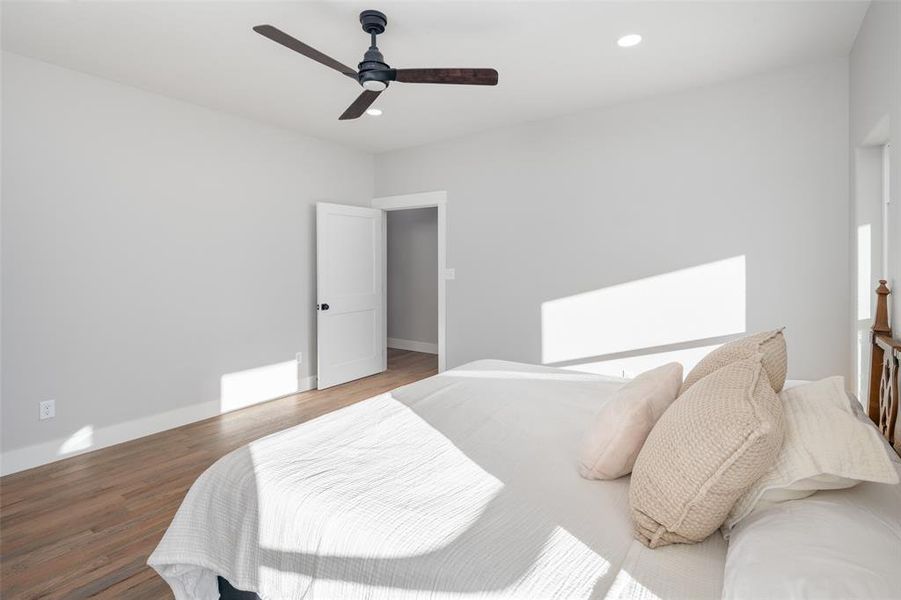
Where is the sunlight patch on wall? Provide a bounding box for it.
[58,425,94,456]
[856,328,869,400]
[857,223,872,321]
[541,256,746,365]
[565,343,721,379]
[220,360,299,414]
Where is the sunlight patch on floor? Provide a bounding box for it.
[220,360,299,413]
[58,425,94,456]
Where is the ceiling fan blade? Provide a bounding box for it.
[392,68,498,86]
[339,90,382,120]
[253,25,357,79]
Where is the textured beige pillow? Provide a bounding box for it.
[630,355,785,548]
[681,329,787,394]
[579,362,683,480]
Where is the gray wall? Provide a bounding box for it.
[387,208,438,346]
[850,1,900,325]
[1,53,373,462]
[375,59,851,380]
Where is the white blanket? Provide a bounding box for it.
[149,360,726,599]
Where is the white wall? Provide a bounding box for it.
[1,53,373,473]
[387,208,438,350]
[850,0,900,327]
[1,51,857,473]
[376,59,850,380]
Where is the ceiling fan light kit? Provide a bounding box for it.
[253,9,499,120]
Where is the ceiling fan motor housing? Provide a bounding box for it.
[358,10,391,90]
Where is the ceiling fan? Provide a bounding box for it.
[253,10,499,120]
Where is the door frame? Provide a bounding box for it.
[372,191,448,372]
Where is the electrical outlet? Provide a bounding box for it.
[296,352,303,367]
[39,399,55,420]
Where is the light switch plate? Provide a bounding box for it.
[444,268,455,280]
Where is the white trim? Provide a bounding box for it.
[0,375,317,476]
[373,191,448,372]
[372,191,447,211]
[882,143,891,282]
[382,213,388,372]
[387,337,439,355]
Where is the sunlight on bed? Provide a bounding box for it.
[220,360,299,413]
[232,394,612,596]
[541,256,746,372]
[606,568,662,600]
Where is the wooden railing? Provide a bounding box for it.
[868,280,900,454]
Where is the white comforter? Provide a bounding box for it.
[149,360,726,599]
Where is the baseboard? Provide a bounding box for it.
[387,338,439,355]
[0,375,318,477]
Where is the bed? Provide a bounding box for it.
[149,283,901,600]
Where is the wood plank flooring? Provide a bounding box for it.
[0,349,438,599]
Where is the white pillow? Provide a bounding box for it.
[724,376,899,532]
[578,362,682,480]
[723,468,901,600]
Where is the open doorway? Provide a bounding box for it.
[854,139,892,399]
[373,191,448,373]
[387,207,438,358]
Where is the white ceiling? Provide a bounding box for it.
[1,1,869,153]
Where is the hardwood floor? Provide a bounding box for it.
[0,349,438,599]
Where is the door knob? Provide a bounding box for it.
[319,303,330,311]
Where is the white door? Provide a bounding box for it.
[316,202,386,389]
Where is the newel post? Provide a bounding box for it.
[869,280,892,421]
[873,280,892,336]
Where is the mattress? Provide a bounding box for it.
[149,360,726,599]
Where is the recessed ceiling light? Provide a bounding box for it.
[617,34,642,48]
[366,108,383,116]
